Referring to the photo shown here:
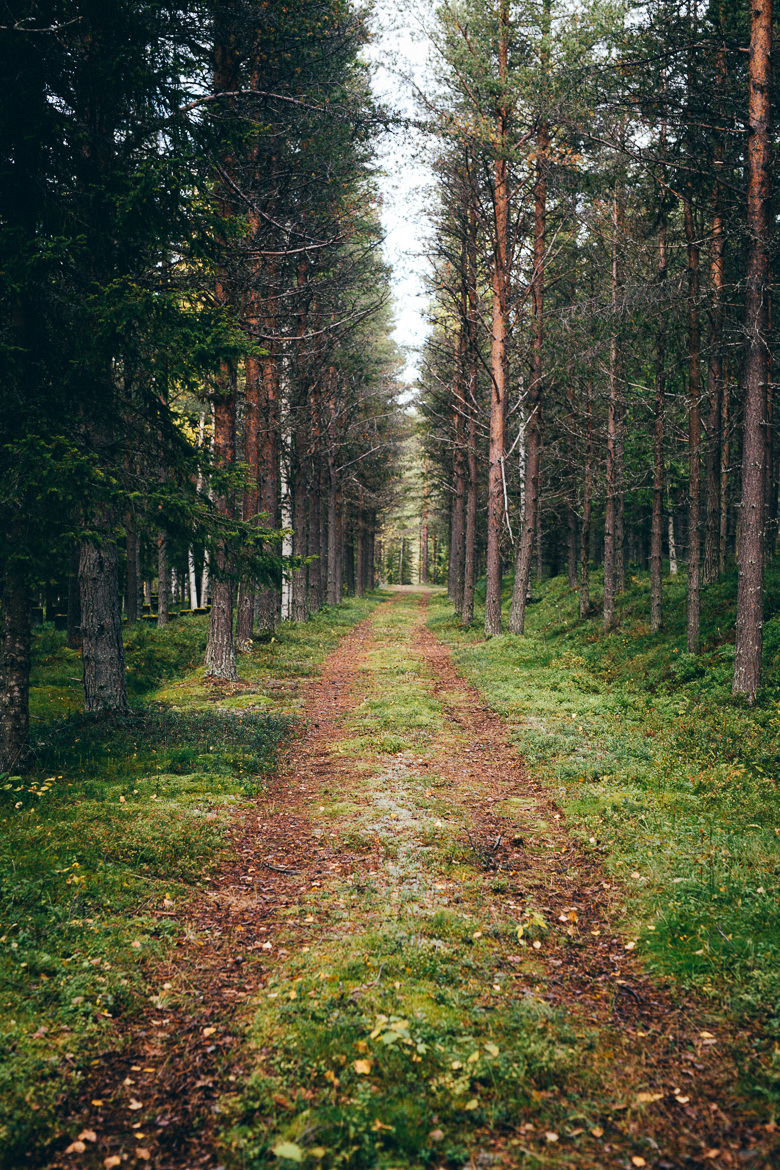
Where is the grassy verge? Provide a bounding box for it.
[428,564,780,1112]
[0,596,383,1165]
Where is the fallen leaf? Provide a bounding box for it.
[625,941,636,951]
[202,1026,216,1037]
[131,940,142,949]
[354,1059,372,1075]
[371,1119,393,1131]
[472,931,482,940]
[635,1092,664,1104]
[91,1100,104,1107]
[104,1159,122,1169]
[467,1051,480,1064]
[135,1151,150,1163]
[65,1141,86,1154]
[128,1098,143,1110]
[78,1130,97,1142]
[545,1132,559,1143]
[451,1060,463,1070]
[272,1141,303,1162]
[464,1098,478,1110]
[591,1127,604,1138]
[532,940,542,950]
[324,1070,339,1085]
[702,1151,720,1161]
[675,1095,690,1105]
[273,1092,294,1110]
[631,1158,647,1167]
[430,1129,444,1142]
[700,1031,715,1039]
[484,1042,499,1057]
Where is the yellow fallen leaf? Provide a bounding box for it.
[467,1051,480,1064]
[464,1098,478,1110]
[451,1060,463,1070]
[272,1141,303,1162]
[625,941,636,951]
[485,1042,499,1057]
[702,1150,720,1161]
[65,1141,86,1154]
[675,1095,690,1105]
[631,1158,647,1167]
[91,1100,104,1107]
[202,1026,216,1037]
[354,1059,372,1074]
[128,1098,143,1110]
[700,1031,715,1039]
[136,1151,151,1163]
[545,1132,559,1142]
[78,1130,97,1142]
[635,1092,664,1104]
[532,940,542,950]
[105,1159,122,1169]
[371,1119,393,1131]
[591,1127,604,1138]
[473,931,482,939]
[324,1070,339,1085]
[289,990,297,1000]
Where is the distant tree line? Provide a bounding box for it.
[0,0,404,772]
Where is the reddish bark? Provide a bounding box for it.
[734,0,772,700]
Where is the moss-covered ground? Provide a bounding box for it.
[0,598,382,1166]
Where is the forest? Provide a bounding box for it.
[1,0,779,1167]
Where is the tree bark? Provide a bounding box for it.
[236,350,261,646]
[683,189,702,653]
[720,358,730,576]
[509,121,548,634]
[734,0,772,700]
[157,529,169,628]
[484,0,510,638]
[0,564,31,772]
[67,543,82,647]
[205,361,238,679]
[462,200,479,628]
[579,371,593,619]
[603,186,621,632]
[126,522,139,626]
[651,199,667,633]
[566,382,577,589]
[704,152,725,585]
[80,532,130,713]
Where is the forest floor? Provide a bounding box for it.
[41,589,779,1170]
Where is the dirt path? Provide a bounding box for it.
[51,594,777,1170]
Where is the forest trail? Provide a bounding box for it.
[52,593,776,1170]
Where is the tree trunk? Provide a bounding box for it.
[126,523,139,626]
[566,384,577,589]
[308,456,322,613]
[509,121,548,634]
[704,157,725,585]
[462,200,479,628]
[236,349,261,646]
[157,530,169,628]
[0,564,31,772]
[734,0,772,700]
[67,543,82,647]
[683,188,702,653]
[327,452,338,605]
[484,0,510,638]
[603,188,621,632]
[579,372,593,619]
[205,360,238,680]
[651,201,667,633]
[720,359,730,576]
[80,532,130,713]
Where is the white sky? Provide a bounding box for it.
[365,4,434,388]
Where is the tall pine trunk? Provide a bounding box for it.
[603,186,621,632]
[80,527,130,713]
[683,188,702,653]
[205,362,238,679]
[509,122,548,634]
[462,200,479,627]
[484,0,510,638]
[0,561,31,771]
[579,371,593,619]
[733,0,772,700]
[651,199,667,633]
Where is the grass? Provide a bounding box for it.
[428,560,780,1112]
[220,596,606,1170]
[0,596,383,1167]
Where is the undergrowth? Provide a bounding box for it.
[0,596,383,1166]
[428,562,780,1111]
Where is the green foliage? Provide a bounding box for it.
[429,563,780,1104]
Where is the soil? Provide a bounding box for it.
[48,593,778,1170]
